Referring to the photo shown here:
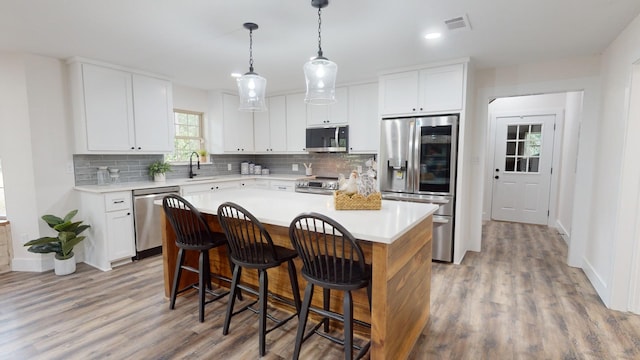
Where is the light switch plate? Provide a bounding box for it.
[292,164,298,171]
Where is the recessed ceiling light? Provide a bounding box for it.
[230,72,242,78]
[424,32,442,40]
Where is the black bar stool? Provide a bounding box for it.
[217,202,302,357]
[162,194,234,323]
[288,212,372,360]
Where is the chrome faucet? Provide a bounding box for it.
[188,151,200,178]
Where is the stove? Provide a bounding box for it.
[295,177,340,195]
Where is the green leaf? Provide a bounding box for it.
[63,210,78,222]
[23,236,59,246]
[61,236,85,256]
[42,214,63,228]
[53,221,73,232]
[27,243,61,254]
[75,224,90,235]
[58,231,76,243]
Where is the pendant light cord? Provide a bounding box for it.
[317,7,323,57]
[248,28,254,73]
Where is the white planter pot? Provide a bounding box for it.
[54,255,76,276]
[154,173,166,182]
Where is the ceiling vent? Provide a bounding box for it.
[445,14,471,31]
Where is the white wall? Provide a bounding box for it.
[557,92,583,244]
[596,13,640,310]
[0,52,77,271]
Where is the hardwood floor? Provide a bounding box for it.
[1,221,640,359]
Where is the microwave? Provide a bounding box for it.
[305,126,349,152]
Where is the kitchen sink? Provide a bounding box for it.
[185,176,218,182]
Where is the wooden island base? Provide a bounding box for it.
[161,212,432,360]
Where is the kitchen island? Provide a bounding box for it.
[160,188,437,360]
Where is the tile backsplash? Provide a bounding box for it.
[73,153,376,185]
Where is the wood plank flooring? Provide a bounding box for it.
[1,221,640,359]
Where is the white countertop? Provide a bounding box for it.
[74,174,307,193]
[181,188,438,244]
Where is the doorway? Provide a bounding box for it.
[485,92,582,232]
[491,113,556,225]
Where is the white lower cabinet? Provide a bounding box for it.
[180,180,241,196]
[80,191,135,271]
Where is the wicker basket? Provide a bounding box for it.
[333,191,382,210]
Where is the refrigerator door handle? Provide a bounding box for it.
[433,216,450,224]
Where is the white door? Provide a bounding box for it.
[491,114,556,225]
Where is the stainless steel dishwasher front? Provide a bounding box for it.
[132,186,180,259]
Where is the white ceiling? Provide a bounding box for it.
[1,0,639,93]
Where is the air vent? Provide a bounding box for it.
[445,14,471,31]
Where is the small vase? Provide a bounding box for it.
[54,255,76,276]
[154,173,166,182]
[199,155,208,163]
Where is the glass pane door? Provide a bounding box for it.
[418,125,452,193]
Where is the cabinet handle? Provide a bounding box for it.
[113,200,125,204]
[138,147,141,150]
[277,186,286,190]
[131,146,135,150]
[412,108,416,111]
[127,212,131,216]
[420,107,423,111]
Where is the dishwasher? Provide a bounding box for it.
[132,186,180,260]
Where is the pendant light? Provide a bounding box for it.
[304,0,337,105]
[237,22,267,112]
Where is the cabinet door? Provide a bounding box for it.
[270,180,295,192]
[212,181,241,191]
[379,71,419,116]
[286,93,307,152]
[306,87,348,126]
[348,83,379,153]
[419,64,464,112]
[82,64,135,151]
[132,74,174,152]
[269,96,287,152]
[223,94,254,152]
[254,103,271,152]
[106,210,135,261]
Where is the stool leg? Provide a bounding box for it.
[198,250,206,323]
[323,288,331,332]
[223,264,242,335]
[293,283,314,360]
[258,269,268,356]
[170,248,185,310]
[204,250,212,291]
[344,290,353,360]
[287,259,301,314]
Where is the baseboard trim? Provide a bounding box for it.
[11,256,50,272]
[555,220,571,246]
[582,256,609,307]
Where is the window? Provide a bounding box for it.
[166,110,205,162]
[0,159,6,220]
[504,123,542,173]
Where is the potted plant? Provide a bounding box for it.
[24,210,90,275]
[149,160,171,182]
[197,149,208,163]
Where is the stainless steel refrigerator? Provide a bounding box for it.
[379,115,459,262]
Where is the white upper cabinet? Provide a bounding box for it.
[419,64,464,113]
[222,94,254,153]
[69,61,173,153]
[286,93,307,152]
[379,71,420,116]
[131,74,174,152]
[348,83,379,153]
[254,96,286,153]
[306,87,349,127]
[379,63,465,117]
